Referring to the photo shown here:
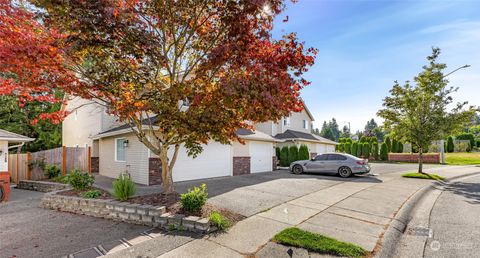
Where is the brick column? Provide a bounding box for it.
[233,157,250,176]
[90,157,99,173]
[272,156,277,171]
[148,157,162,185]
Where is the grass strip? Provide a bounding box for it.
[402,172,445,180]
[273,227,367,258]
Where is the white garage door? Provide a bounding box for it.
[316,143,327,154]
[171,142,232,182]
[250,141,273,173]
[326,145,336,153]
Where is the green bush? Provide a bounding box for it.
[466,142,472,153]
[447,136,454,153]
[380,143,388,161]
[337,143,345,153]
[456,133,475,149]
[298,145,310,160]
[476,140,480,148]
[344,143,352,154]
[385,136,392,152]
[356,142,362,157]
[288,145,299,164]
[65,169,94,190]
[372,142,379,160]
[392,139,398,153]
[351,142,358,157]
[83,189,102,199]
[209,211,231,230]
[44,164,61,179]
[280,146,289,167]
[359,136,366,143]
[362,143,370,159]
[180,184,208,213]
[397,142,404,153]
[275,147,281,159]
[113,174,137,201]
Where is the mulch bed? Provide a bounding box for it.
[127,192,245,225]
[57,187,111,199]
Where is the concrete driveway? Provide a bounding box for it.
[0,188,150,258]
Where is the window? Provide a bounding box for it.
[115,138,126,162]
[327,154,347,161]
[303,120,308,130]
[283,117,291,126]
[315,154,328,161]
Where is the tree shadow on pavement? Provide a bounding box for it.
[443,181,480,204]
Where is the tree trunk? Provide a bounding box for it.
[418,147,424,174]
[159,148,174,194]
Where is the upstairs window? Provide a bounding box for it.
[283,117,290,126]
[303,120,309,130]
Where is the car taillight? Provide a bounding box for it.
[356,160,365,165]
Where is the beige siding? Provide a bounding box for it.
[99,133,149,185]
[63,98,103,148]
[232,141,250,156]
[254,122,274,136]
[285,109,313,133]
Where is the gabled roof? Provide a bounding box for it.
[0,129,34,142]
[236,129,281,142]
[274,129,338,145]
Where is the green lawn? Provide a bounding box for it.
[273,228,367,258]
[402,172,445,180]
[445,152,480,165]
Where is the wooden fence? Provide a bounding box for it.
[9,146,92,183]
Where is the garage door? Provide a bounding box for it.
[250,141,273,173]
[171,142,232,182]
[316,144,327,154]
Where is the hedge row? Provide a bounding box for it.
[276,145,310,167]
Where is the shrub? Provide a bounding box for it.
[209,211,231,230]
[298,145,310,160]
[180,184,208,213]
[44,164,61,179]
[344,143,352,154]
[65,169,94,190]
[359,136,366,143]
[392,139,398,153]
[380,143,388,161]
[466,142,472,153]
[356,142,362,157]
[477,140,480,148]
[275,147,281,159]
[113,174,136,201]
[372,142,379,160]
[351,142,358,157]
[83,189,102,199]
[397,142,404,153]
[456,133,475,149]
[385,136,392,152]
[362,143,370,159]
[447,136,454,153]
[288,145,299,164]
[337,143,345,153]
[280,146,289,167]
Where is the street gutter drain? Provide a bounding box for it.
[406,226,433,237]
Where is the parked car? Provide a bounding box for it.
[289,153,370,178]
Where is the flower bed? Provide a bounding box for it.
[41,190,218,233]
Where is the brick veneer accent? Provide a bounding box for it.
[91,157,99,173]
[388,153,440,164]
[233,157,250,176]
[310,152,317,159]
[272,156,277,171]
[149,157,162,185]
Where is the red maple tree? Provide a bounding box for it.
[1,0,316,193]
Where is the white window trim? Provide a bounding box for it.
[115,137,126,162]
[303,120,309,130]
[284,116,291,126]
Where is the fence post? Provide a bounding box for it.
[16,151,19,184]
[26,152,31,180]
[62,146,67,176]
[88,146,92,174]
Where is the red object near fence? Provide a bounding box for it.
[0,171,10,202]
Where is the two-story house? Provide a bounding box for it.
[63,98,336,185]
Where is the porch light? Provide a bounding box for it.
[123,140,129,148]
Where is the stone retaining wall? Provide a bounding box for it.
[17,180,68,192]
[41,192,214,233]
[388,153,440,164]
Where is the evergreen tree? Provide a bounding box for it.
[447,136,454,153]
[288,145,299,164]
[298,145,310,160]
[280,146,289,167]
[380,143,388,161]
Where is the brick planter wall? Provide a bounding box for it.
[388,153,440,164]
[91,157,99,173]
[41,192,215,233]
[233,157,250,176]
[272,156,277,171]
[149,157,162,185]
[17,180,68,192]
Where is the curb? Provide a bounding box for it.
[375,171,480,258]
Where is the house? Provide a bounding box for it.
[62,98,336,185]
[255,104,338,157]
[0,129,34,202]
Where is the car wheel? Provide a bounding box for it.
[338,166,352,178]
[292,165,303,174]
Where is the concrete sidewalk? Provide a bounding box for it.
[156,165,479,257]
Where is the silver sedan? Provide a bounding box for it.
[289,153,371,178]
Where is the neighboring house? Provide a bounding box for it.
[255,104,338,157]
[63,98,335,185]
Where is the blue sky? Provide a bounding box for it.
[272,0,480,132]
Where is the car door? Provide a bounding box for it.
[325,154,347,173]
[305,154,328,172]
